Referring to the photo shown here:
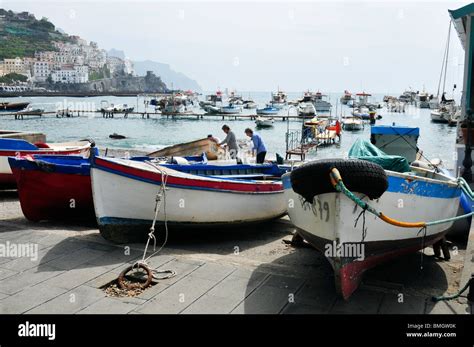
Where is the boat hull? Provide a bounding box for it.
[0,142,92,187]
[9,164,94,222]
[92,157,287,241]
[283,169,460,300]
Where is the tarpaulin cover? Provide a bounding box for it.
[348,138,411,173]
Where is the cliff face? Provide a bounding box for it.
[38,71,167,93]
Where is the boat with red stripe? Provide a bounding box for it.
[91,156,287,242]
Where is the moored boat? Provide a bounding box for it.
[0,138,93,187]
[256,106,279,115]
[91,156,287,242]
[341,117,363,131]
[0,101,30,112]
[255,116,274,127]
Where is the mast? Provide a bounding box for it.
[441,20,452,97]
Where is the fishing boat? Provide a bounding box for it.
[0,138,93,187]
[219,105,242,114]
[6,151,208,222]
[301,91,332,112]
[283,128,462,300]
[147,137,225,160]
[0,101,30,112]
[416,91,430,108]
[255,116,274,128]
[297,102,316,117]
[269,90,288,109]
[90,156,287,242]
[342,117,363,131]
[340,90,353,105]
[430,104,456,123]
[14,106,45,117]
[243,100,258,109]
[8,152,98,222]
[256,106,279,115]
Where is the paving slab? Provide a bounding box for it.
[0,283,67,314]
[77,297,140,314]
[331,289,385,314]
[378,293,427,314]
[40,265,110,290]
[231,284,296,314]
[26,285,105,314]
[45,247,111,270]
[135,275,220,314]
[0,266,65,295]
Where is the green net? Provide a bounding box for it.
[348,138,411,173]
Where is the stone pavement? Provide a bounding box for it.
[0,191,473,314]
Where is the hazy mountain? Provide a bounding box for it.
[107,49,201,91]
[133,60,202,92]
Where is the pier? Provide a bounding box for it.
[0,109,312,121]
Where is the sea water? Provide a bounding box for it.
[0,92,458,169]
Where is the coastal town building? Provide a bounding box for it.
[1,33,131,83]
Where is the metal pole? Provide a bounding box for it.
[463,108,473,182]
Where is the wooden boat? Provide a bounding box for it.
[91,156,287,242]
[283,162,460,300]
[0,138,93,187]
[6,152,209,222]
[283,127,461,299]
[0,101,29,111]
[8,153,97,222]
[147,138,225,160]
[255,116,274,127]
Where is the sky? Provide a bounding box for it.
[1,0,471,93]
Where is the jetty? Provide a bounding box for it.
[0,109,312,121]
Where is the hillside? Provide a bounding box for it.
[0,9,71,60]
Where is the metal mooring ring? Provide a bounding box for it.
[118,263,153,290]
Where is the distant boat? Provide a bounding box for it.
[256,106,279,115]
[416,91,430,108]
[342,117,364,131]
[297,102,316,117]
[255,116,274,127]
[301,91,332,112]
[243,100,258,109]
[340,90,353,105]
[219,105,242,114]
[0,101,30,112]
[269,90,288,109]
[14,106,44,116]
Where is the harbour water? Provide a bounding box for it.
[0,92,459,169]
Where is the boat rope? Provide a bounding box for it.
[431,274,474,302]
[117,162,176,291]
[329,168,474,228]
